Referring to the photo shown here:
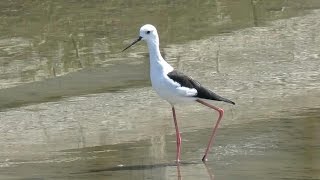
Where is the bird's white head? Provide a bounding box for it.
[122,24,159,52]
[139,24,158,41]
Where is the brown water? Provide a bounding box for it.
[0,0,320,179]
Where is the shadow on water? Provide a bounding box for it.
[74,161,215,180]
[0,63,149,111]
[78,162,197,173]
[69,163,215,180]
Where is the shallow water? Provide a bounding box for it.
[0,0,320,179]
[1,110,319,179]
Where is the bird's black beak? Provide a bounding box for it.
[122,36,142,52]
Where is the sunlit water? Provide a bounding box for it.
[0,0,320,179]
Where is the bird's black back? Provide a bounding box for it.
[167,70,235,105]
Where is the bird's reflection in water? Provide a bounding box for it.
[176,162,214,180]
[203,162,215,180]
[176,162,182,180]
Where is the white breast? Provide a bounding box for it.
[150,62,197,105]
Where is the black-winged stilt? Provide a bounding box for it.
[123,24,235,162]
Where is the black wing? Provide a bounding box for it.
[167,70,235,105]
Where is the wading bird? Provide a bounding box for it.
[123,24,235,162]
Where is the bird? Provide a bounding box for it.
[122,24,235,162]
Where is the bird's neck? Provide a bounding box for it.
[146,39,162,62]
[146,38,174,74]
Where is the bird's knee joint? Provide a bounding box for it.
[177,136,182,144]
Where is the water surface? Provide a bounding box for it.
[0,0,320,179]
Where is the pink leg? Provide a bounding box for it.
[172,106,182,162]
[196,99,224,162]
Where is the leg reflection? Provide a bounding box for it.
[176,162,182,180]
[203,162,215,180]
[175,162,214,180]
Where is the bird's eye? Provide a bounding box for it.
[146,31,151,34]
